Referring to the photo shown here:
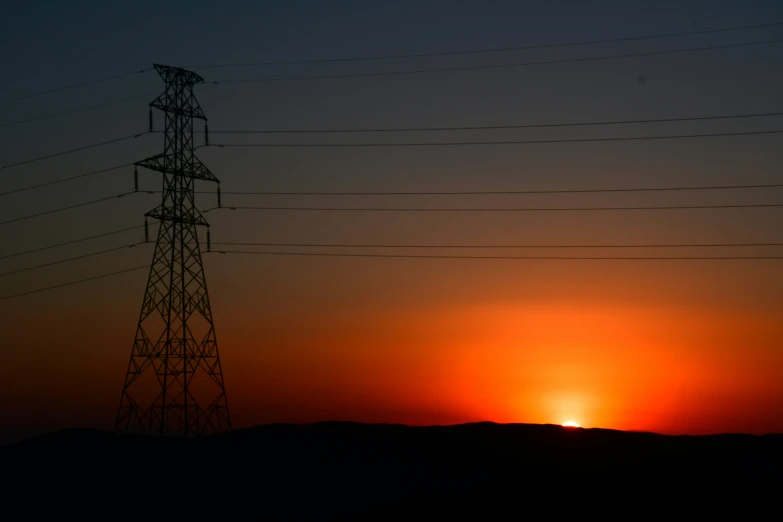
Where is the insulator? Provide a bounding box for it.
[144,219,149,242]
[134,166,138,192]
[207,230,212,252]
[217,185,222,208]
[148,109,153,132]
[205,123,210,146]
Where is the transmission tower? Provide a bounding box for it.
[115,64,231,437]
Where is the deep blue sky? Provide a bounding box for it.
[2,1,783,442]
[2,0,782,219]
[3,1,783,77]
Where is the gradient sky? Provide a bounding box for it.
[2,0,783,443]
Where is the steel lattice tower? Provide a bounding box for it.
[115,64,231,437]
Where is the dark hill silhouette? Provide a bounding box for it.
[2,421,780,515]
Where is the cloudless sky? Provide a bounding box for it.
[1,0,783,443]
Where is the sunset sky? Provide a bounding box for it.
[2,0,783,443]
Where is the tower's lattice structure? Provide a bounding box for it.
[115,64,230,437]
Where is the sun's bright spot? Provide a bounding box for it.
[562,421,580,428]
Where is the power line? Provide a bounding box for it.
[0,163,136,197]
[207,183,783,197]
[209,38,782,83]
[0,68,152,105]
[6,126,780,197]
[0,92,157,129]
[0,191,147,226]
[191,21,783,69]
[0,243,148,278]
[217,203,783,212]
[211,250,783,261]
[211,241,783,249]
[207,111,783,134]
[0,225,146,260]
[210,129,783,148]
[0,265,149,301]
[1,143,209,197]
[0,132,151,172]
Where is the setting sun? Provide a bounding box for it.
[563,421,580,428]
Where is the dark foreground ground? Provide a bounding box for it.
[2,421,781,515]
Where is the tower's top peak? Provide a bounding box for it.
[152,64,204,85]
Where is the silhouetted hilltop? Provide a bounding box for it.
[3,421,780,514]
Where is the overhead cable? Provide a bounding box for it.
[0,191,149,226]
[211,241,783,249]
[209,39,782,83]
[205,183,783,196]
[0,92,157,129]
[0,265,149,301]
[209,129,783,148]
[215,203,783,212]
[0,132,151,172]
[210,250,783,261]
[0,69,152,105]
[0,243,147,278]
[190,21,783,68]
[0,225,145,260]
[207,110,783,134]
[0,163,136,197]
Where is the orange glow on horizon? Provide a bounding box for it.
[201,296,783,435]
[4,271,783,437]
